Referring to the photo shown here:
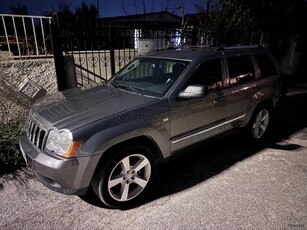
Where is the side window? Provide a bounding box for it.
[254,53,278,78]
[227,55,255,85]
[186,58,223,91]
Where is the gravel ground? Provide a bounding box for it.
[0,139,306,230]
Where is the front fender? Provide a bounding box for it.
[82,122,170,158]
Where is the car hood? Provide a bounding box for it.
[32,83,158,130]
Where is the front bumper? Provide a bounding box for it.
[19,130,90,195]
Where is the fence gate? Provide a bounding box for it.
[51,12,178,90]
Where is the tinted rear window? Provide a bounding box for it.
[227,55,255,85]
[254,54,278,78]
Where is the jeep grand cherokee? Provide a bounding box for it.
[19,47,281,209]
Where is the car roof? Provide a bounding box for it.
[145,47,218,61]
[143,46,267,62]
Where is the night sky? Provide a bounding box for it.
[0,0,206,17]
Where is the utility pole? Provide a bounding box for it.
[181,4,185,30]
[206,0,211,15]
[205,0,211,46]
[180,4,185,46]
[97,0,100,18]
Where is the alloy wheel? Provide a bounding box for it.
[252,109,269,139]
[107,154,152,202]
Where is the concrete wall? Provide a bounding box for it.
[0,59,57,124]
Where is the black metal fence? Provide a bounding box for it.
[30,10,265,90]
[51,12,180,89]
[0,12,269,91]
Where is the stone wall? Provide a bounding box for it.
[0,59,58,124]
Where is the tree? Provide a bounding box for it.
[75,2,98,30]
[9,4,28,15]
[210,1,254,45]
[195,1,255,46]
[53,1,98,37]
[237,0,307,60]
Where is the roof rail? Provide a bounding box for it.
[217,45,264,51]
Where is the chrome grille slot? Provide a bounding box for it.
[37,130,46,149]
[26,119,47,150]
[29,121,35,142]
[33,126,39,145]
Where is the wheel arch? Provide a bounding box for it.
[255,99,274,111]
[90,136,162,208]
[93,135,164,176]
[246,98,274,140]
[244,98,274,127]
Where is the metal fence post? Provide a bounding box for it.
[51,13,69,91]
[109,26,116,76]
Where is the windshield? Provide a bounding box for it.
[112,58,189,97]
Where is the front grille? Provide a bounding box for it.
[26,119,47,150]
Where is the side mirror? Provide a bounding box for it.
[177,84,208,99]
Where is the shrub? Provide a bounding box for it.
[0,120,26,176]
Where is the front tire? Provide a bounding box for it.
[91,145,156,209]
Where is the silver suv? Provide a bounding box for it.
[19,46,281,209]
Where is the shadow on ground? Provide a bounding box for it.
[149,91,307,202]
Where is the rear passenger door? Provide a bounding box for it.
[223,55,258,130]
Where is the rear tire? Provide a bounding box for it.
[248,105,271,140]
[91,145,156,209]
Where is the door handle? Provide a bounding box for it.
[213,96,225,104]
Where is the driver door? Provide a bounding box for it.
[170,58,227,152]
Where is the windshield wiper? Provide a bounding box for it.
[108,80,118,88]
[115,83,144,95]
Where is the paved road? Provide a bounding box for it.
[0,89,306,230]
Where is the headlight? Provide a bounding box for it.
[46,129,81,158]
